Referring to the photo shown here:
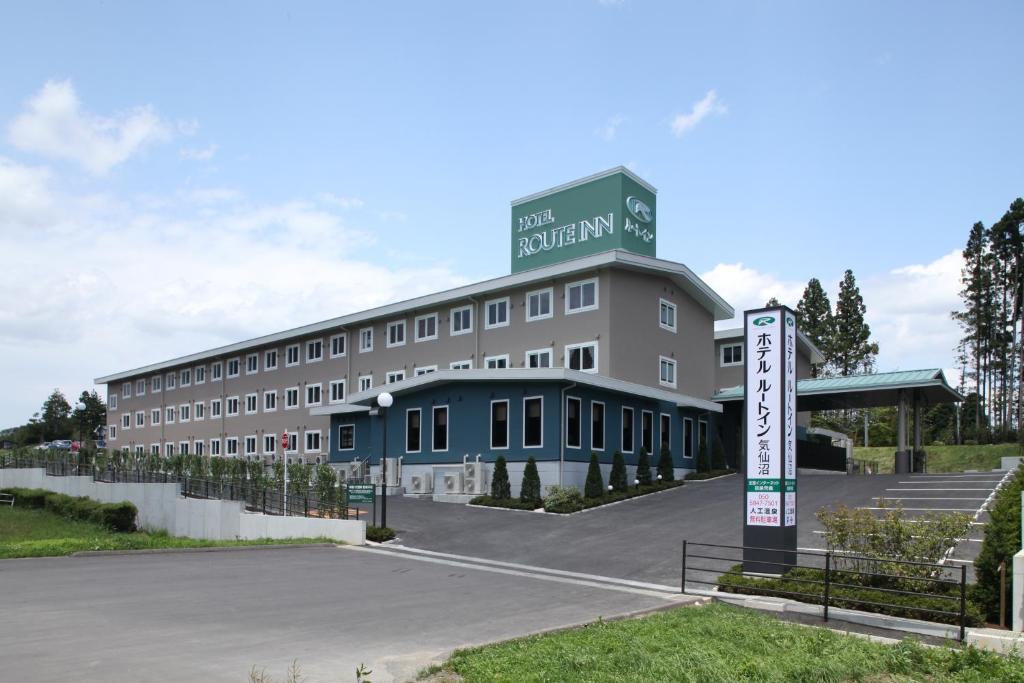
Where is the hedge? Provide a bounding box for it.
[1,487,137,532]
[545,480,686,514]
[366,526,396,542]
[469,496,542,511]
[974,463,1024,622]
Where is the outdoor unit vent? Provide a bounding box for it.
[336,468,347,482]
[464,462,487,495]
[411,473,433,494]
[443,472,463,494]
[297,457,304,465]
[315,456,322,465]
[346,461,367,481]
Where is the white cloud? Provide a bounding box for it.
[7,80,172,174]
[670,89,726,138]
[596,115,625,141]
[179,143,218,161]
[317,193,365,210]
[0,156,57,228]
[701,262,805,324]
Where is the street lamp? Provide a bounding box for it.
[74,401,86,462]
[377,391,394,529]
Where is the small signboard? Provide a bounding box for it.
[347,484,375,504]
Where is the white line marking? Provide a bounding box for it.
[885,488,993,492]
[898,480,1000,484]
[873,496,987,500]
[858,507,979,512]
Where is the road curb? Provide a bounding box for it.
[70,542,338,557]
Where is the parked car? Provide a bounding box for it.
[35,442,51,451]
[51,440,72,450]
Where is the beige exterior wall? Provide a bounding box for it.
[713,337,814,393]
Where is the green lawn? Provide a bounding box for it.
[436,602,1023,683]
[852,443,1021,474]
[0,505,333,559]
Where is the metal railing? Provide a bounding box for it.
[681,540,969,642]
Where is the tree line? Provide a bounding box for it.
[1,389,106,446]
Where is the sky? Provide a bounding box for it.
[0,1,1022,427]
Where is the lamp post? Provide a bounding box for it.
[74,401,86,463]
[377,391,394,529]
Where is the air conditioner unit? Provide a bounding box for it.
[410,473,433,494]
[443,472,463,494]
[346,461,367,481]
[464,462,487,495]
[384,457,402,487]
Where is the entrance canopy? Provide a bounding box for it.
[712,369,963,411]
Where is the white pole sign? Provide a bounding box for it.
[783,310,797,527]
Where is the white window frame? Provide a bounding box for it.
[414,313,438,342]
[359,327,373,353]
[109,394,118,410]
[211,361,222,381]
[164,443,174,457]
[415,365,438,376]
[565,341,598,373]
[151,376,161,393]
[659,355,677,389]
[484,296,510,330]
[226,396,239,417]
[263,434,277,456]
[659,298,677,333]
[179,441,190,456]
[721,343,744,367]
[151,408,161,426]
[306,338,324,363]
[165,372,176,391]
[246,353,259,375]
[386,320,406,348]
[264,349,278,371]
[449,359,472,370]
[226,437,239,456]
[329,379,346,404]
[210,438,221,456]
[135,410,145,427]
[285,387,299,410]
[226,358,240,378]
[122,382,131,399]
[285,344,300,367]
[108,424,117,440]
[523,395,544,449]
[306,383,322,407]
[194,365,205,385]
[134,445,145,457]
[180,368,191,387]
[405,408,422,454]
[150,443,160,456]
[485,354,510,370]
[338,424,355,451]
[526,347,553,369]
[565,277,599,315]
[194,401,205,421]
[591,400,605,451]
[490,399,509,451]
[194,440,205,457]
[136,379,146,397]
[245,392,258,415]
[328,332,346,358]
[450,305,473,336]
[245,435,258,456]
[431,405,449,453]
[526,287,554,322]
[179,403,190,423]
[304,430,322,454]
[285,431,298,454]
[165,406,175,424]
[358,375,373,392]
[211,398,222,418]
[386,370,405,384]
[264,390,277,412]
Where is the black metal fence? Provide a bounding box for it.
[681,541,969,642]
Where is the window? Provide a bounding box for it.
[415,313,438,342]
[264,349,278,370]
[591,401,605,451]
[524,397,543,448]
[566,397,581,448]
[526,348,552,368]
[194,366,205,384]
[239,435,254,456]
[406,409,421,453]
[136,379,146,396]
[306,339,323,363]
[684,417,694,459]
[285,344,300,367]
[566,342,598,373]
[659,299,677,332]
[449,360,472,370]
[226,437,239,456]
[387,320,406,347]
[166,372,176,390]
[621,407,635,453]
[135,410,144,427]
[526,288,553,321]
[227,358,240,378]
[432,406,449,451]
[566,278,598,314]
[180,441,190,456]
[415,365,437,376]
[226,396,239,416]
[263,434,276,455]
[179,403,190,422]
[245,393,258,414]
[109,394,118,410]
[386,370,405,384]
[661,414,672,452]
[122,382,131,398]
[485,297,509,329]
[485,355,509,369]
[194,441,205,456]
[329,379,345,403]
[151,375,161,393]
[641,410,653,454]
[246,353,259,374]
[358,375,373,392]
[450,305,472,335]
[330,333,346,358]
[211,399,222,417]
[108,424,117,440]
[338,425,355,451]
[306,383,322,407]
[659,356,677,388]
[211,362,222,381]
[285,431,298,453]
[165,406,175,424]
[304,430,321,453]
[165,443,174,457]
[180,368,191,387]
[285,387,299,409]
[264,390,277,412]
[210,439,221,456]
[721,343,743,366]
[151,444,160,456]
[359,327,373,353]
[194,401,205,420]
[151,408,161,426]
[490,400,509,449]
[133,445,145,456]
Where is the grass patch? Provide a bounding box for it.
[439,602,1024,682]
[0,506,333,559]
[853,443,1021,474]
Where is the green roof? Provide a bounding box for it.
[713,369,963,410]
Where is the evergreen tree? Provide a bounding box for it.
[765,296,782,307]
[635,448,652,486]
[657,445,675,482]
[609,451,627,492]
[584,452,604,498]
[796,278,833,378]
[832,269,878,376]
[71,390,106,441]
[711,435,727,470]
[490,455,511,499]
[520,456,541,505]
[953,223,992,438]
[40,389,72,440]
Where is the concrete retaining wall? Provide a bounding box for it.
[0,468,364,545]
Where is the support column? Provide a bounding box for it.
[913,390,923,473]
[895,390,910,474]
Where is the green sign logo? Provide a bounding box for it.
[786,317,794,327]
[625,196,653,223]
[753,316,775,326]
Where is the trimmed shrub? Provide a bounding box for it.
[584,453,604,499]
[711,435,727,470]
[3,488,137,532]
[635,449,652,486]
[0,487,48,508]
[657,446,675,482]
[520,457,541,506]
[543,485,584,514]
[609,451,627,492]
[974,463,1024,621]
[366,526,396,543]
[545,480,685,514]
[469,496,540,511]
[490,455,511,500]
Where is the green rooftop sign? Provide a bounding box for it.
[510,167,657,273]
